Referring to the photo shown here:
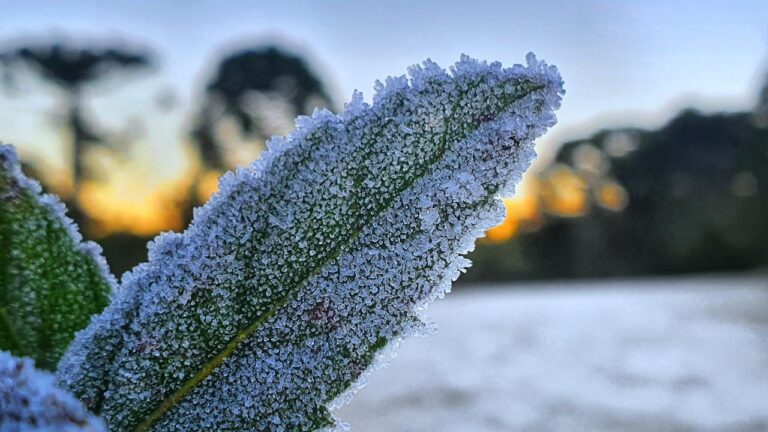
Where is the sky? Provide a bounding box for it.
[1,0,766,228]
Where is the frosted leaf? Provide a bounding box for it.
[0,145,115,371]
[0,351,105,431]
[57,53,564,431]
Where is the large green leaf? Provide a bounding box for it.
[58,54,564,431]
[0,145,115,370]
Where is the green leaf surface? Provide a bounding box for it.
[0,145,115,370]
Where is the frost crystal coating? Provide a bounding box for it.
[0,145,115,371]
[57,53,564,431]
[0,351,105,431]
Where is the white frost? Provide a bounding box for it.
[0,352,105,432]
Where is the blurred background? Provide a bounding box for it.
[2,1,767,430]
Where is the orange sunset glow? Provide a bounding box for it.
[78,172,191,237]
[57,153,619,243]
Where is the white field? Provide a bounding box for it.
[336,274,768,432]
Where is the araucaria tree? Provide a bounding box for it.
[0,53,564,431]
[0,41,153,200]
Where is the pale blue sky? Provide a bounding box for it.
[1,0,766,175]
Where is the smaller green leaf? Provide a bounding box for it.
[0,350,105,431]
[0,144,115,370]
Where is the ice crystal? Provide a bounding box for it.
[58,53,564,431]
[0,351,105,431]
[0,145,115,370]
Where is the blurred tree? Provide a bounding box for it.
[0,40,339,278]
[754,69,768,128]
[191,46,334,172]
[466,110,768,282]
[0,41,153,199]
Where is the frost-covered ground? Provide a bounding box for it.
[337,274,768,432]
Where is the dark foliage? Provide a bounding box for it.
[466,110,768,282]
[0,41,153,194]
[191,46,334,171]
